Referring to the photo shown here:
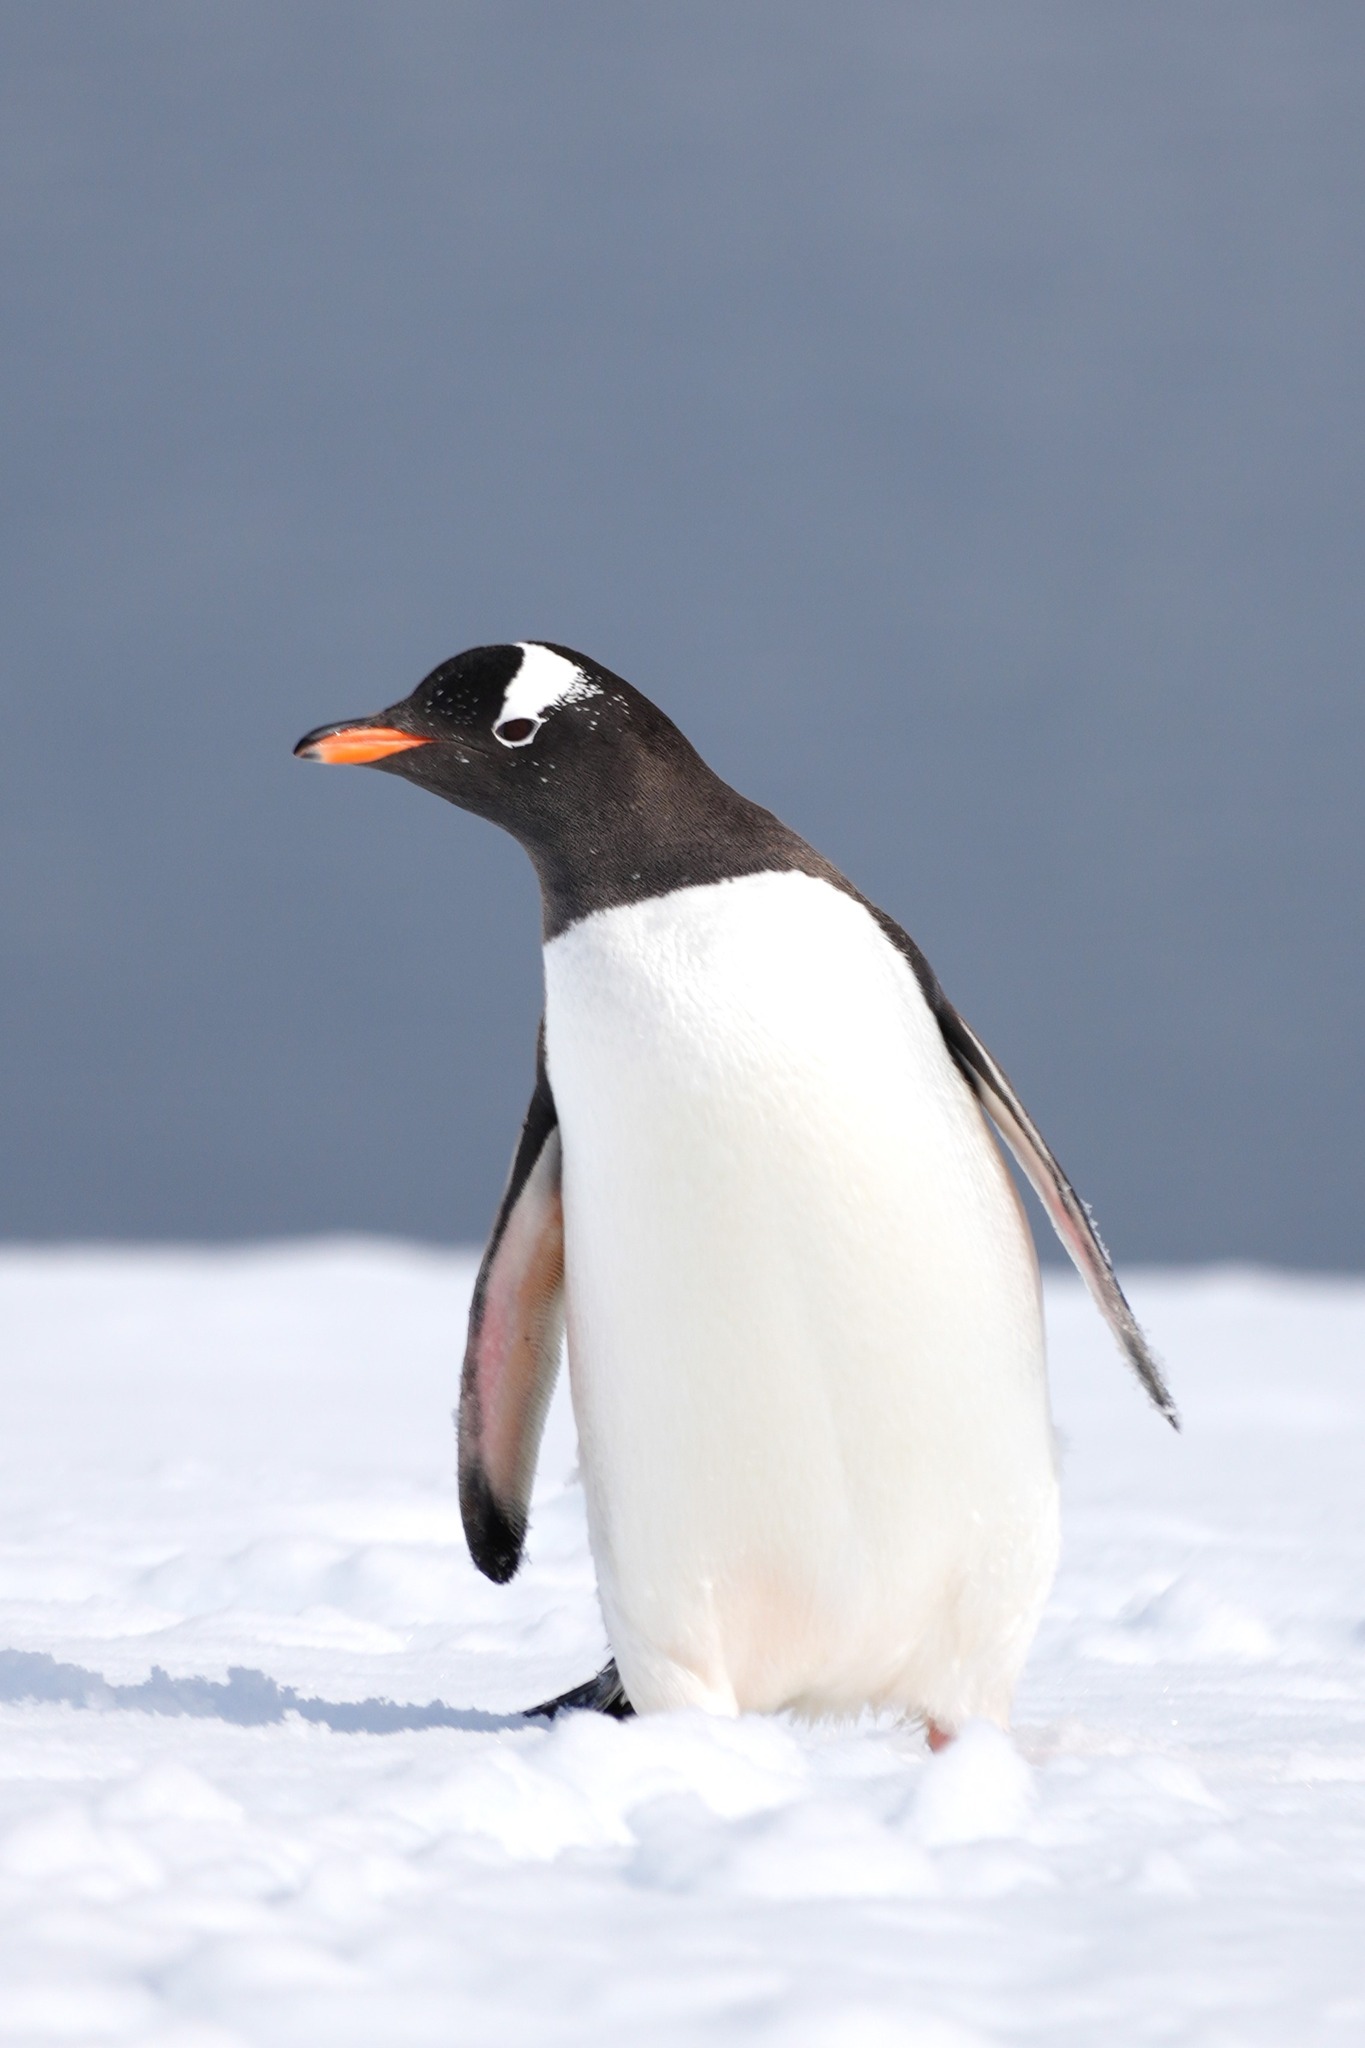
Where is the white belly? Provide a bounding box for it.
[543,871,1058,1729]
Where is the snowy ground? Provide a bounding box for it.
[0,1243,1362,2047]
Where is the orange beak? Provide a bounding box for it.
[294,724,434,765]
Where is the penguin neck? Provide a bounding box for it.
[513,751,847,942]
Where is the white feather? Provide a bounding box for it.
[494,644,600,742]
[543,871,1059,1730]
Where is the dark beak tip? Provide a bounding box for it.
[293,725,337,760]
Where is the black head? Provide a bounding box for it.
[295,641,834,935]
[297,642,643,783]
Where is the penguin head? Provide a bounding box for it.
[297,640,806,934]
[300,643,603,764]
[294,642,675,830]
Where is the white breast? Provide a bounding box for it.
[543,871,1058,1729]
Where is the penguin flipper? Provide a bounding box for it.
[458,1034,567,1582]
[867,907,1178,1428]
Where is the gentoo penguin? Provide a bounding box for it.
[296,642,1175,1741]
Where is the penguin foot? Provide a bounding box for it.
[926,1721,954,1752]
[524,1658,634,1721]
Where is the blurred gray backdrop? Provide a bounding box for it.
[2,3,1361,1262]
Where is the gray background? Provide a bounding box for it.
[2,3,1361,1263]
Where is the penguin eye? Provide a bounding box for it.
[494,717,540,747]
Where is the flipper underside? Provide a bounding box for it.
[458,1033,567,1581]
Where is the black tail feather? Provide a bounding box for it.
[524,1657,634,1720]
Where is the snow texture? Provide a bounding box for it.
[0,1241,1362,2046]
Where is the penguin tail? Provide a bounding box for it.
[524,1658,634,1721]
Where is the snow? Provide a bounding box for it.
[0,1243,1362,2045]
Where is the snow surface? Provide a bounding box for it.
[0,1242,1362,2046]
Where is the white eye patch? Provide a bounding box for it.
[493,643,601,747]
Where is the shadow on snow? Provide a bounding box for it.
[0,1646,521,1734]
